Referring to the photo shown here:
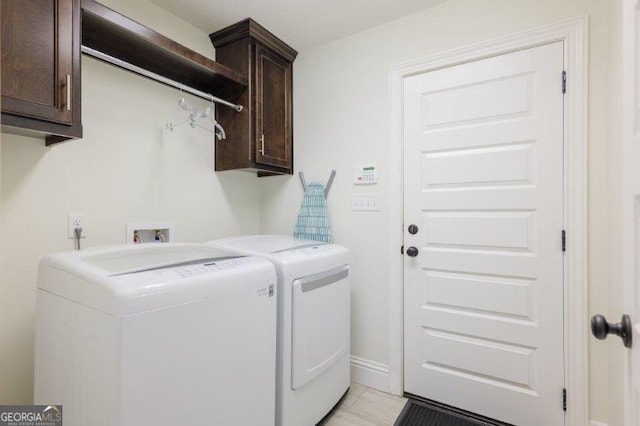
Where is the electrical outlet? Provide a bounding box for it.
[68,214,86,239]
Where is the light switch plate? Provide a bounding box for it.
[352,193,382,211]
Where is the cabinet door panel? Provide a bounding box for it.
[255,45,292,169]
[2,0,74,125]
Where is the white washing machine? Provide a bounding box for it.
[207,235,350,426]
[35,243,277,426]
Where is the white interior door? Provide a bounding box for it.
[403,42,565,426]
[621,0,640,424]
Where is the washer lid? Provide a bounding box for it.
[83,245,237,276]
[213,235,326,254]
[37,243,276,316]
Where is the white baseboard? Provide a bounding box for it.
[350,355,390,393]
[589,422,607,426]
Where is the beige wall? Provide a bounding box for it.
[259,0,611,423]
[0,0,261,403]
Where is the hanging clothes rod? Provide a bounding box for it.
[81,46,244,112]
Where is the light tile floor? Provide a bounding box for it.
[321,384,408,426]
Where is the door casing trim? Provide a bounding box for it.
[387,16,588,426]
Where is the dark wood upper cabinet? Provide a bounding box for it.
[1,0,249,145]
[1,0,82,144]
[211,19,297,175]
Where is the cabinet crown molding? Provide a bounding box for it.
[209,18,298,63]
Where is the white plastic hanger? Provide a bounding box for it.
[167,98,226,140]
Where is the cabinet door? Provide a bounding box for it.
[2,0,74,125]
[255,45,292,170]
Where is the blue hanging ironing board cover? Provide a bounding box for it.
[293,182,332,243]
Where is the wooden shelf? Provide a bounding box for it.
[81,0,247,100]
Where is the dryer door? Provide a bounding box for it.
[291,265,350,390]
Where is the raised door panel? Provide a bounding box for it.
[255,45,292,170]
[1,0,73,125]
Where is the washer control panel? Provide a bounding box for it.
[114,257,254,283]
[172,257,252,278]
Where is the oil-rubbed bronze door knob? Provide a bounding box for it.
[408,224,419,235]
[406,246,419,257]
[591,314,632,348]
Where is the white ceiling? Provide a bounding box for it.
[150,0,450,51]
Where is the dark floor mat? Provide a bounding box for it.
[394,399,502,426]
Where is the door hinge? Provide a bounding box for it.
[562,71,567,94]
[400,245,404,255]
[563,388,567,411]
[562,230,566,252]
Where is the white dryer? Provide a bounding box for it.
[35,243,277,426]
[207,235,350,426]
